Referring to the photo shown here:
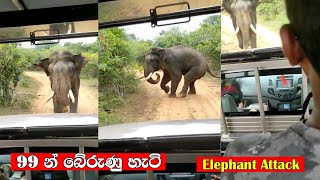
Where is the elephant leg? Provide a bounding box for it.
[69,88,78,113]
[180,68,199,97]
[250,31,257,48]
[53,101,64,113]
[188,80,196,94]
[169,74,182,98]
[160,72,170,94]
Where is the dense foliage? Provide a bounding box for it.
[257,0,288,31]
[99,15,221,125]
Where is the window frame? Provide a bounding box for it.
[221,48,309,138]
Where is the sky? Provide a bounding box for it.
[124,14,220,40]
[21,36,97,49]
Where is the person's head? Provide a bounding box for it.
[221,79,243,105]
[280,0,320,109]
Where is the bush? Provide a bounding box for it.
[0,44,27,107]
[99,28,140,114]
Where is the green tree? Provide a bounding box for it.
[155,27,187,48]
[99,28,140,125]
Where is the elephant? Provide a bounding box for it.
[34,51,87,113]
[141,45,219,98]
[222,0,260,49]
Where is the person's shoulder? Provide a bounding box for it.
[224,133,271,156]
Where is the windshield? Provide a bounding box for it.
[221,0,288,52]
[0,36,98,116]
[98,12,221,128]
[99,0,220,23]
[222,68,304,115]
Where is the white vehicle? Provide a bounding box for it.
[221,47,312,154]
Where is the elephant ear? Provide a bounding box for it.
[158,48,167,62]
[222,0,232,13]
[74,54,88,72]
[34,58,50,76]
[253,0,261,7]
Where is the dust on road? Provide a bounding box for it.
[24,71,98,114]
[117,71,221,123]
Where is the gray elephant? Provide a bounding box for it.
[35,51,87,113]
[141,45,219,98]
[222,0,260,49]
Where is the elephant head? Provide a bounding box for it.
[35,51,87,109]
[223,0,260,49]
[141,47,163,84]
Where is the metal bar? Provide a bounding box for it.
[79,146,85,180]
[221,59,294,72]
[0,32,98,44]
[302,71,310,119]
[254,68,267,133]
[11,0,25,10]
[24,146,31,180]
[220,103,229,137]
[0,139,98,147]
[146,171,154,180]
[99,6,221,29]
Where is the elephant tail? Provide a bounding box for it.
[206,62,220,78]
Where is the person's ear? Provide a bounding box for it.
[280,24,306,66]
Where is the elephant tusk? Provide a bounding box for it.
[69,89,75,103]
[141,72,154,81]
[45,90,54,103]
[250,24,258,34]
[234,26,240,35]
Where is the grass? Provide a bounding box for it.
[0,74,37,115]
[257,11,288,34]
[99,111,124,126]
[81,77,98,88]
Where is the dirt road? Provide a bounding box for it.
[24,71,98,114]
[221,15,282,52]
[117,71,221,122]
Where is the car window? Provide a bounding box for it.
[98,13,221,127]
[221,0,288,52]
[222,68,303,115]
[0,35,98,116]
[99,0,220,23]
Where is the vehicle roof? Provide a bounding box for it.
[99,119,220,152]
[0,113,97,129]
[0,114,98,139]
[0,0,97,12]
[99,119,220,140]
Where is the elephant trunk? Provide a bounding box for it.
[144,68,160,84]
[240,25,250,50]
[52,73,71,106]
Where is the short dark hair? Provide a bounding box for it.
[285,0,320,76]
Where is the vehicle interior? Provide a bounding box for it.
[99,120,221,179]
[0,0,98,179]
[0,114,98,180]
[220,47,313,155]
